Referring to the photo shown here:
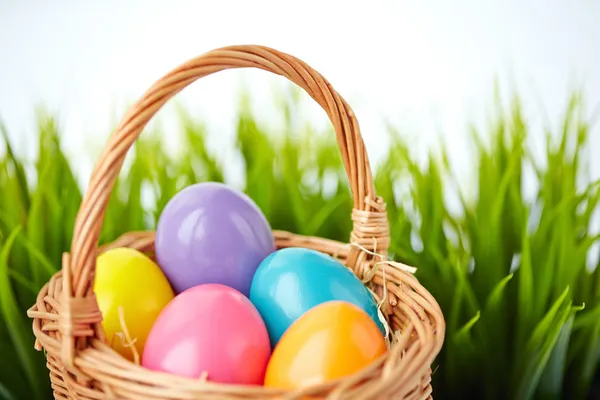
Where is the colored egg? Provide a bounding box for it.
[249,247,384,346]
[94,247,175,361]
[142,283,271,384]
[264,300,387,389]
[155,182,275,295]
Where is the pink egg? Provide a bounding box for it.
[141,284,271,385]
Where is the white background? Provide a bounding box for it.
[1,0,599,187]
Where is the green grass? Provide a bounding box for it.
[0,90,599,400]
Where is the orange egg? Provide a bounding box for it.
[264,300,387,390]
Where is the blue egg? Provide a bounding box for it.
[249,247,385,347]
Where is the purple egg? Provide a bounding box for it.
[155,182,275,295]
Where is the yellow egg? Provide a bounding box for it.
[94,247,174,361]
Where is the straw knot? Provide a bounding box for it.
[60,294,103,339]
[350,196,390,255]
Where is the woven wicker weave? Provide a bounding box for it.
[27,45,445,399]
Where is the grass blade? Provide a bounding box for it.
[513,287,572,400]
[0,227,45,400]
[537,306,582,398]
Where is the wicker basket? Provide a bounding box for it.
[27,45,445,399]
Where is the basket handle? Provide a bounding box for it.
[60,45,390,366]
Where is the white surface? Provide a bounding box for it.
[1,0,599,185]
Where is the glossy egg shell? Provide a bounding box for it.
[141,283,271,385]
[249,247,384,346]
[94,247,175,361]
[264,300,387,389]
[155,182,275,296]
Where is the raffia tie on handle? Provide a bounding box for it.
[59,295,103,338]
[350,196,390,255]
[348,196,390,280]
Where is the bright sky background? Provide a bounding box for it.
[1,0,599,188]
